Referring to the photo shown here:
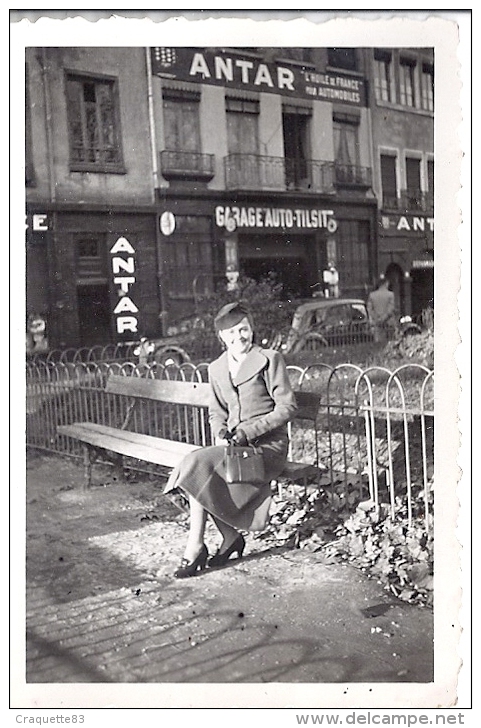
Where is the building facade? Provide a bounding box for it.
[28,46,426,350]
[26,47,161,350]
[367,47,434,318]
[151,46,378,327]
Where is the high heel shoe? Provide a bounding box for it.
[208,534,245,568]
[173,544,208,578]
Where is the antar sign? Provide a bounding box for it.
[110,237,139,336]
[151,48,367,106]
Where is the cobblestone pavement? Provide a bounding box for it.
[21,453,434,702]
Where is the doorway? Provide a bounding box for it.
[410,268,434,318]
[238,233,316,299]
[241,257,310,299]
[77,284,112,347]
[385,263,404,315]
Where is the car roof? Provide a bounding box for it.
[294,298,367,314]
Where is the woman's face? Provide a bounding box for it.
[218,317,254,358]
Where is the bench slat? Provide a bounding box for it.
[106,375,211,407]
[57,380,324,489]
[58,422,200,468]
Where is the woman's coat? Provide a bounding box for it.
[164,345,298,531]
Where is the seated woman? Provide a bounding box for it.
[164,301,298,578]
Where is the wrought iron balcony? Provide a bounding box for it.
[284,158,335,192]
[160,150,215,181]
[224,153,336,193]
[382,190,434,213]
[333,163,372,188]
[224,153,284,190]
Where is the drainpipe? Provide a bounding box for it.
[363,54,379,286]
[145,47,159,193]
[38,49,62,345]
[145,46,166,335]
[39,48,56,203]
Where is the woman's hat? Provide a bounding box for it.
[214,302,252,332]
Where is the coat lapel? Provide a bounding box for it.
[231,346,267,387]
[209,351,231,390]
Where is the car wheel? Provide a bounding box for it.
[295,332,329,353]
[153,346,190,367]
[402,325,422,337]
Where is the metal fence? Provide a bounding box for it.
[286,362,434,528]
[26,357,434,528]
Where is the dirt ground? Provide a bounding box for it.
[22,450,434,703]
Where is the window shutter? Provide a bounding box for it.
[381,155,397,197]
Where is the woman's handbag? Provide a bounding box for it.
[224,442,266,484]
[223,442,266,510]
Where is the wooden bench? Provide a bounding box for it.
[57,374,323,490]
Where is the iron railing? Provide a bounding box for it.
[289,362,434,528]
[333,163,372,188]
[224,153,371,192]
[26,341,138,366]
[160,150,215,180]
[382,190,434,213]
[224,153,286,190]
[26,357,434,529]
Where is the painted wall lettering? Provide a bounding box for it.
[215,205,338,233]
[151,48,366,106]
[110,237,139,336]
[381,215,435,233]
[397,216,434,232]
[32,214,49,231]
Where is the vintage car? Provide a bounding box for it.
[150,315,221,366]
[148,298,423,363]
[278,298,421,354]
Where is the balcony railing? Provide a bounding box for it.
[224,154,340,193]
[382,190,434,213]
[224,153,285,190]
[160,150,215,181]
[333,163,372,188]
[284,158,335,192]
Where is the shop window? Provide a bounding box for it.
[399,57,416,107]
[66,73,124,172]
[336,220,370,291]
[420,62,434,112]
[373,49,394,103]
[380,153,398,208]
[162,216,214,312]
[327,48,358,71]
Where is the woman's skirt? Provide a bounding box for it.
[164,432,288,532]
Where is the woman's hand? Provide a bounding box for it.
[215,436,230,446]
[231,428,248,446]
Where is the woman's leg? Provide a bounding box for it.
[183,495,208,562]
[210,514,241,552]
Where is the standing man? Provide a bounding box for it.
[367,277,396,342]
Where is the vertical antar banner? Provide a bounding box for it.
[110,236,140,337]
